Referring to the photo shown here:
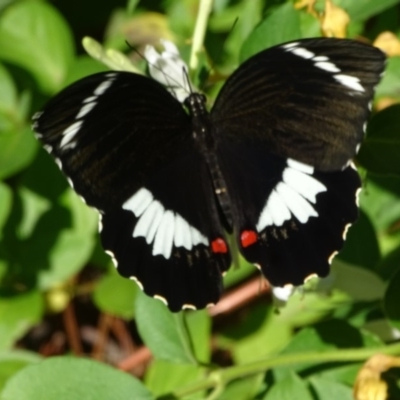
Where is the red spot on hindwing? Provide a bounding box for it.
[240,230,258,248]
[211,238,228,254]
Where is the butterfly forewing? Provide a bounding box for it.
[211,38,386,171]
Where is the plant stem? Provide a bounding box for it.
[189,0,214,72]
[169,341,400,398]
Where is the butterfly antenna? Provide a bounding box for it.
[183,67,193,95]
[125,40,190,100]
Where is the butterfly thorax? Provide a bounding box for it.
[186,92,234,230]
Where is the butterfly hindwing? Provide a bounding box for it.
[33,72,231,311]
[211,38,386,171]
[217,142,360,286]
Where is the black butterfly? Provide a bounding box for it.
[32,38,385,311]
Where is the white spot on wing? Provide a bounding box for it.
[276,182,318,223]
[282,42,299,49]
[43,144,53,153]
[334,74,364,92]
[32,111,43,120]
[133,200,164,244]
[130,276,144,290]
[315,61,341,73]
[287,158,313,174]
[312,56,328,62]
[55,158,62,169]
[342,223,351,240]
[190,226,209,246]
[182,304,196,310]
[75,101,97,119]
[257,190,290,230]
[60,121,83,149]
[105,250,118,267]
[123,188,153,217]
[328,251,338,264]
[257,159,327,231]
[154,294,168,305]
[355,187,362,207]
[83,96,97,103]
[66,177,74,188]
[94,80,113,95]
[283,167,326,204]
[125,188,208,259]
[291,47,315,59]
[174,214,192,249]
[98,214,103,232]
[153,210,175,258]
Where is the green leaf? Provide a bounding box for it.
[37,188,98,289]
[218,374,264,400]
[360,174,400,231]
[328,260,386,302]
[64,56,107,87]
[220,304,292,364]
[273,319,382,380]
[338,0,400,21]
[135,292,197,364]
[0,127,38,179]
[93,272,138,319]
[338,211,380,271]
[0,350,42,392]
[0,183,11,238]
[383,266,400,331]
[240,3,302,61]
[0,1,74,94]
[0,63,17,116]
[0,152,97,290]
[358,105,400,175]
[263,371,313,400]
[144,359,205,397]
[184,310,211,363]
[375,57,400,101]
[0,356,154,400]
[0,291,43,351]
[310,376,353,400]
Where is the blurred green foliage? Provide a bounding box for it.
[1,0,400,399]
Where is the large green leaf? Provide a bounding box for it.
[0,183,11,239]
[1,152,97,290]
[0,356,154,400]
[240,3,302,62]
[0,127,38,179]
[310,377,353,400]
[339,0,400,21]
[144,360,205,398]
[93,272,138,319]
[273,319,383,381]
[0,350,41,392]
[0,63,17,118]
[338,211,381,271]
[375,57,400,101]
[263,371,313,400]
[0,291,43,351]
[135,292,198,364]
[358,105,400,175]
[0,1,74,94]
[383,266,400,331]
